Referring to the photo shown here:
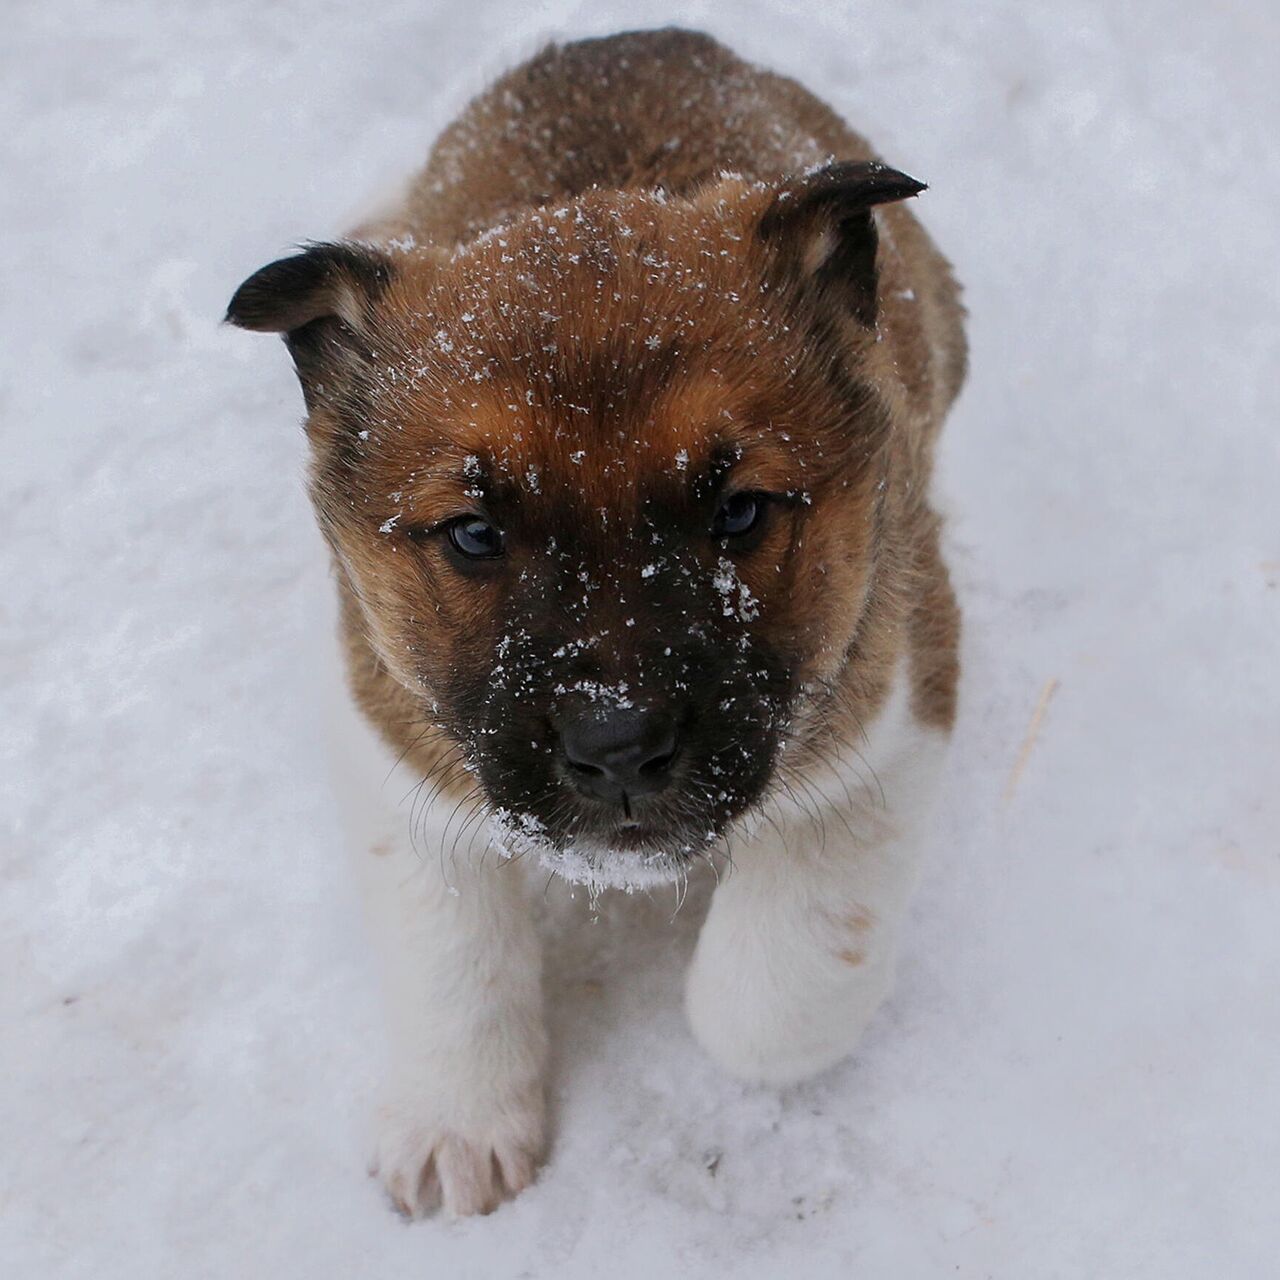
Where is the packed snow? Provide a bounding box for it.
[3,2,1278,1277]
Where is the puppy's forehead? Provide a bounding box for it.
[369,194,817,508]
[387,189,768,354]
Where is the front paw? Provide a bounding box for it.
[685,916,893,1085]
[371,1085,545,1218]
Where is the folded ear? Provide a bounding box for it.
[226,242,394,407]
[756,161,925,327]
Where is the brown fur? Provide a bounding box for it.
[232,28,965,828]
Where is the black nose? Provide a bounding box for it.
[561,709,679,803]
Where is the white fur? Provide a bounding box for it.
[325,686,547,1218]
[684,661,946,1083]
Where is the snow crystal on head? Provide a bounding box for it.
[489,809,687,895]
[712,556,760,622]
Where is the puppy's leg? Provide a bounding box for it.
[329,690,545,1218]
[364,829,546,1218]
[685,672,945,1084]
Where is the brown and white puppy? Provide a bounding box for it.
[228,28,965,1218]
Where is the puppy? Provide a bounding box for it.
[228,28,965,1217]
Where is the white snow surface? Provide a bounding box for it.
[3,2,1278,1276]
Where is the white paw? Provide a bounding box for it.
[685,915,894,1085]
[370,1086,545,1218]
[685,966,890,1084]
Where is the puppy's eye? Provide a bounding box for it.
[712,492,766,541]
[446,516,504,559]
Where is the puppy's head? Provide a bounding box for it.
[229,162,922,888]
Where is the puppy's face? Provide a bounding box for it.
[229,164,921,886]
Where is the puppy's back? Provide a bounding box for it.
[387,29,874,246]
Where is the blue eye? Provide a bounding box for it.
[447,516,504,559]
[713,492,765,540]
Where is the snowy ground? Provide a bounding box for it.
[4,1,1278,1276]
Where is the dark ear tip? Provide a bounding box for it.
[826,159,928,200]
[223,243,393,334]
[224,263,293,332]
[223,290,258,330]
[758,160,929,243]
